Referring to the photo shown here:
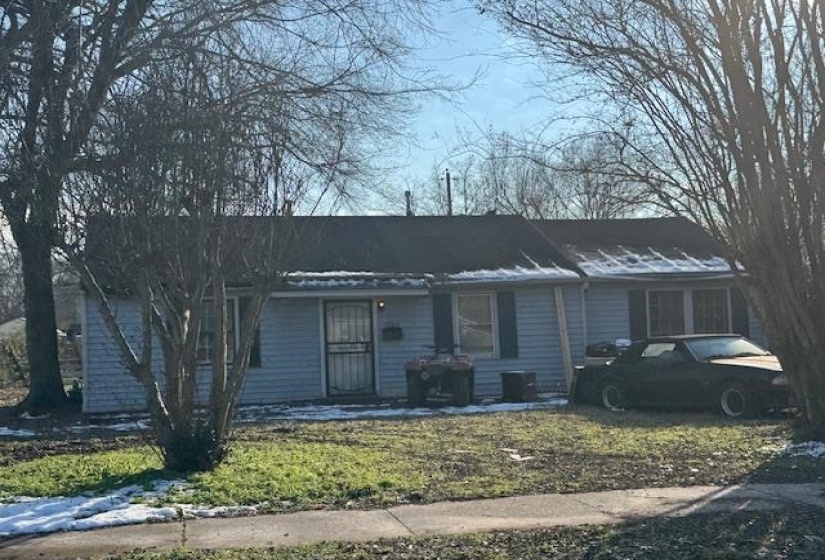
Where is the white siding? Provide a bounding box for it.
[375,296,434,397]
[83,297,160,413]
[583,280,768,349]
[84,296,326,413]
[585,285,631,346]
[470,286,580,396]
[239,298,322,403]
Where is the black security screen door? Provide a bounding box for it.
[324,301,375,395]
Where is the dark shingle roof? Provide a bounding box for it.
[85,215,581,289]
[532,217,732,278]
[85,215,734,288]
[286,215,577,274]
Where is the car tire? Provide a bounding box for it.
[719,384,760,418]
[453,374,470,407]
[600,379,625,411]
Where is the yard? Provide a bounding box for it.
[2,397,825,557]
[1,404,822,512]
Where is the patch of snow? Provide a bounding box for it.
[573,246,736,277]
[235,399,567,424]
[781,441,825,459]
[0,427,36,438]
[289,278,429,289]
[67,419,153,433]
[444,264,579,283]
[285,271,432,290]
[34,398,569,436]
[0,480,255,538]
[19,411,50,420]
[179,504,258,518]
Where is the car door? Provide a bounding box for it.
[662,341,716,407]
[631,341,686,406]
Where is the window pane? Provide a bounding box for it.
[457,295,494,355]
[693,289,729,334]
[648,291,685,336]
[197,299,236,364]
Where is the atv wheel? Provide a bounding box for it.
[453,374,471,407]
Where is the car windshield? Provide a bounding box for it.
[684,336,770,361]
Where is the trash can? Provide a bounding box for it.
[501,371,538,402]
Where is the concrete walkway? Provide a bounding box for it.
[3,484,825,559]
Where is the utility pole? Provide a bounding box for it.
[444,168,453,216]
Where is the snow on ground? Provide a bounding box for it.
[0,398,569,537]
[0,398,569,437]
[0,427,35,438]
[234,398,567,424]
[1,401,819,539]
[781,441,825,459]
[0,479,258,538]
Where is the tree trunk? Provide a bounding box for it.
[12,221,67,410]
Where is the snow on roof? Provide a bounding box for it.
[284,261,578,290]
[443,264,579,284]
[572,246,736,278]
[286,272,432,290]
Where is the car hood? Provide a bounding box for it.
[708,355,782,372]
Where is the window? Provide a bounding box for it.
[455,294,495,356]
[693,289,730,333]
[641,342,685,364]
[648,291,685,336]
[197,299,236,364]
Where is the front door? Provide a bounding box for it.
[324,300,375,396]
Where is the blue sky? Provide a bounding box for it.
[379,1,564,191]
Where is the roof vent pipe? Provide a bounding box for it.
[405,190,414,217]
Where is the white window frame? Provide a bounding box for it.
[644,288,732,337]
[197,297,240,365]
[453,292,498,358]
[691,288,732,334]
[646,290,686,337]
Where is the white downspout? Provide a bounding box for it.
[554,286,574,390]
[580,281,589,360]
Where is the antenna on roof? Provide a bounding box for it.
[404,190,414,217]
[440,168,453,216]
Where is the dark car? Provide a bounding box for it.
[573,335,790,417]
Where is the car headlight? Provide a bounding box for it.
[420,370,430,381]
[771,375,788,386]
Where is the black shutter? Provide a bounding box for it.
[497,291,519,359]
[730,287,750,338]
[432,294,454,351]
[628,290,648,340]
[238,297,262,368]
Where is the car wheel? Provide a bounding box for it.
[600,379,625,411]
[719,384,759,418]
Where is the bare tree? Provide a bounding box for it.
[0,231,23,323]
[0,0,257,410]
[482,0,825,438]
[1,0,438,412]
[407,129,650,218]
[59,2,438,470]
[546,132,654,219]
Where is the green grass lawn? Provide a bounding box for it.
[0,407,822,511]
[111,506,825,559]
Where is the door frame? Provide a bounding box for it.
[320,299,378,397]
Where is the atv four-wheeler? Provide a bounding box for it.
[404,347,475,407]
